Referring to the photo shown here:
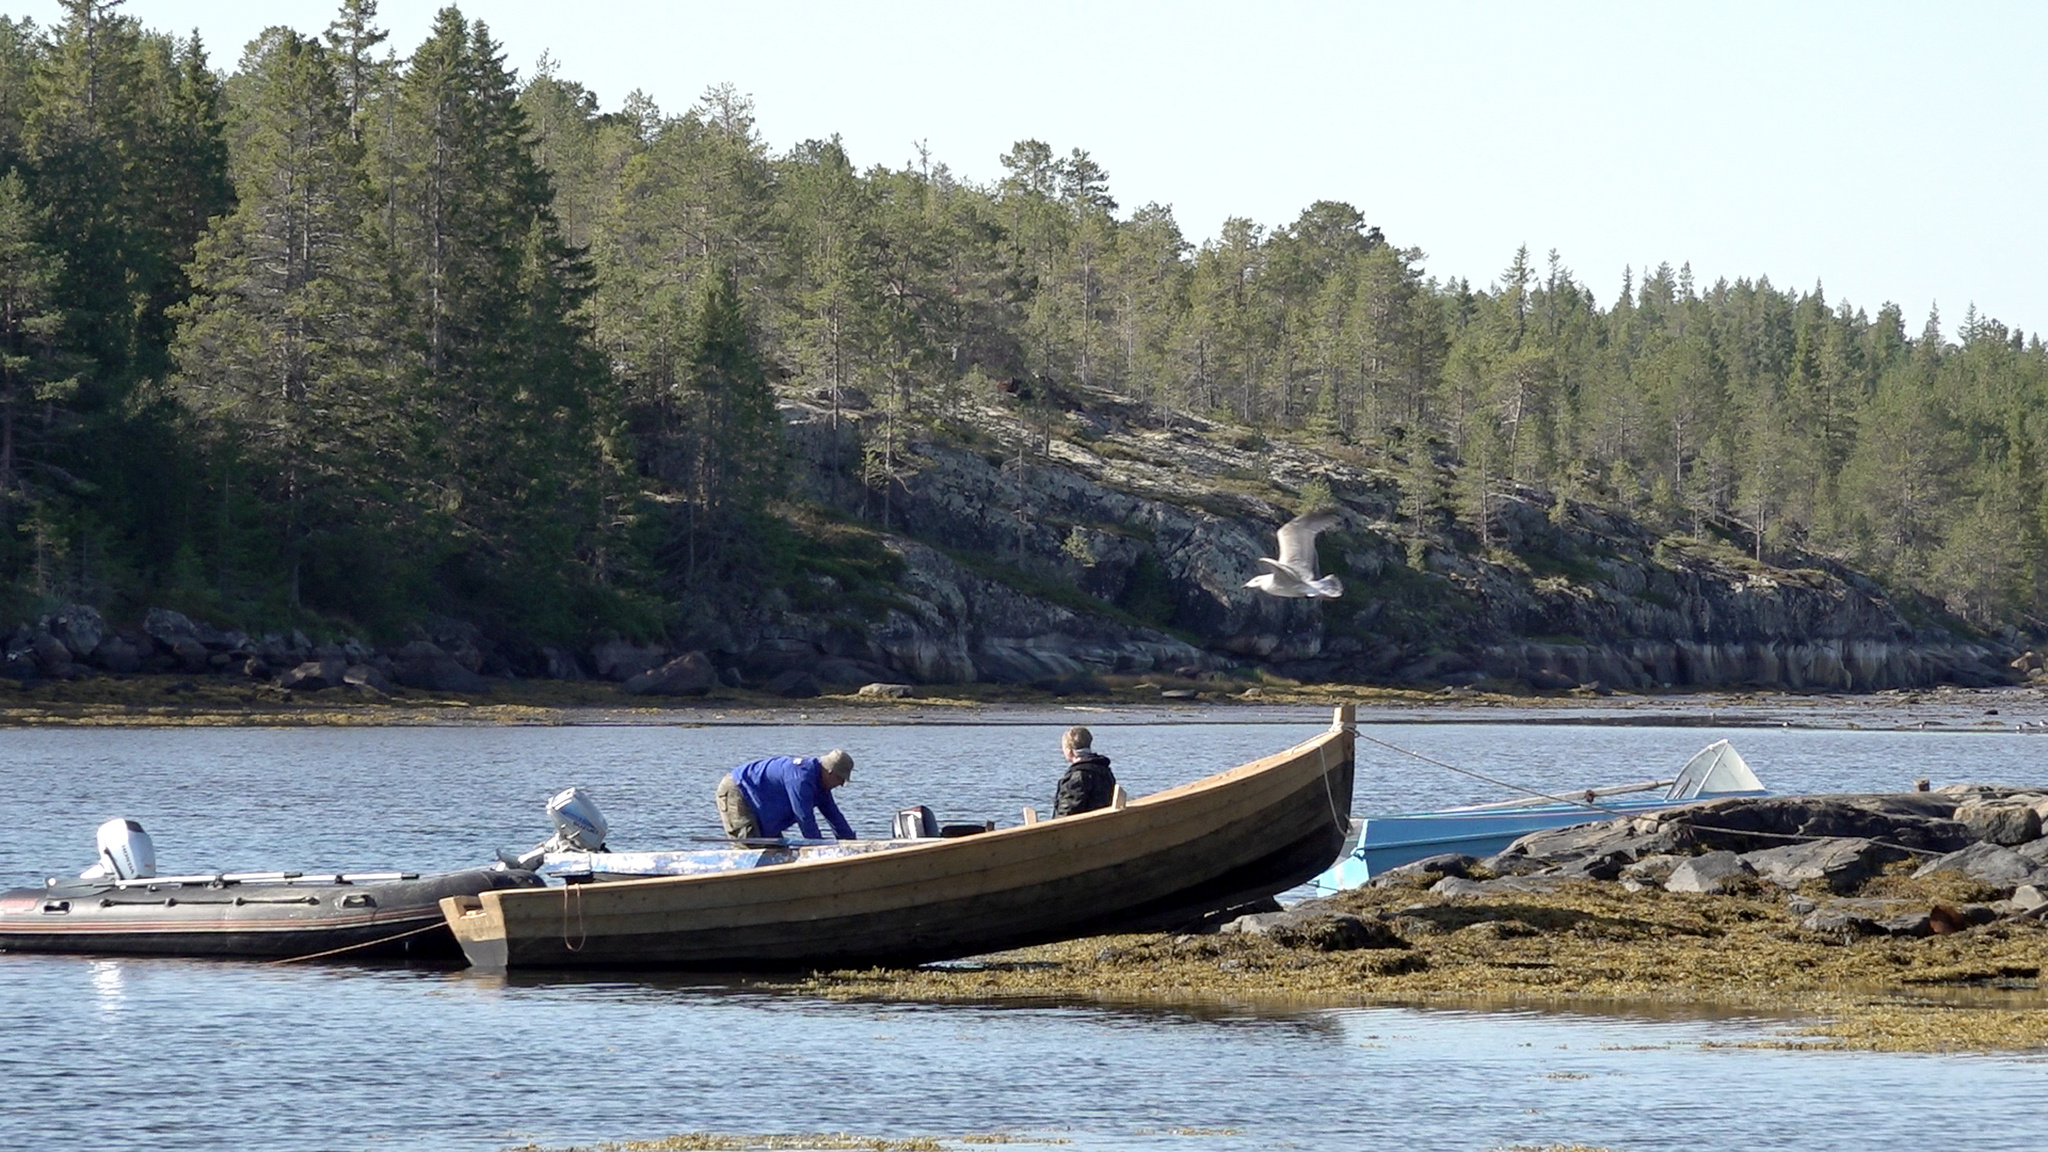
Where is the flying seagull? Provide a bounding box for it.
[1244,511,1343,599]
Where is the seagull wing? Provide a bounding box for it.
[1273,511,1338,576]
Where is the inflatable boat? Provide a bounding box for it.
[0,818,539,960]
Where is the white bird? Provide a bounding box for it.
[1244,511,1343,598]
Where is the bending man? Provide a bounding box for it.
[717,749,858,840]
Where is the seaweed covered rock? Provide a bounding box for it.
[1912,842,2048,891]
[1220,902,1406,951]
[1367,853,1477,888]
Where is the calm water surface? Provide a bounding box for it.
[4,713,2047,1151]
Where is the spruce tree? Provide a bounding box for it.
[170,27,394,611]
[670,268,781,577]
[0,170,69,496]
[371,7,603,627]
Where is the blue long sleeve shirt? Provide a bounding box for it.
[729,755,857,840]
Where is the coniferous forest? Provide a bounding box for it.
[3,0,2046,661]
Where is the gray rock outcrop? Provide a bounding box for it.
[1664,851,1754,894]
[1953,801,2042,847]
[775,391,2019,690]
[391,652,492,694]
[1911,842,2046,890]
[1740,838,1907,893]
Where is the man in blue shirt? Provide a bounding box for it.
[716,749,858,840]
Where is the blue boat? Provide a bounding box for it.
[1306,740,1766,894]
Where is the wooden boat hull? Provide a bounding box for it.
[0,868,538,960]
[443,710,1357,970]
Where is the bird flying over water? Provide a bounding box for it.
[1244,511,1343,598]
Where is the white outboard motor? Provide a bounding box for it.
[80,818,156,881]
[498,787,609,870]
[547,787,609,851]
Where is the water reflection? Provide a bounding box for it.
[5,947,2048,1152]
[88,957,125,1019]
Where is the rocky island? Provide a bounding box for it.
[796,785,2048,1053]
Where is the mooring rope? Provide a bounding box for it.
[267,921,445,965]
[1354,730,1642,817]
[561,878,587,952]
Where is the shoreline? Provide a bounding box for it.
[0,674,2041,729]
[777,881,2048,1053]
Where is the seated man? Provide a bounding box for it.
[1052,726,1116,816]
[717,749,858,841]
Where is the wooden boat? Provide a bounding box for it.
[1306,739,1767,893]
[442,706,1357,970]
[0,868,540,960]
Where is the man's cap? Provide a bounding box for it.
[819,749,854,781]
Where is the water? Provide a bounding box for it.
[5,712,2047,1151]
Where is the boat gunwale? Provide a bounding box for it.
[475,718,1353,909]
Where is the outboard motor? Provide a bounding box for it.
[892,805,940,839]
[546,787,608,851]
[499,787,610,870]
[79,818,156,881]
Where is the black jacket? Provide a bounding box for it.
[1053,752,1116,817]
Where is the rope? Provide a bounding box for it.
[561,879,587,952]
[1352,730,1948,861]
[267,921,445,965]
[1355,730,1643,818]
[1317,741,1347,833]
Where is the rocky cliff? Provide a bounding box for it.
[751,381,2021,693]
[3,380,2027,695]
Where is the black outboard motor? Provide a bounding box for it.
[892,806,940,839]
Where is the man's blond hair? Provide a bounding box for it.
[1062,726,1093,755]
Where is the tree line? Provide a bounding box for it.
[1,0,2042,649]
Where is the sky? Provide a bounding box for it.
[15,1,2047,336]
